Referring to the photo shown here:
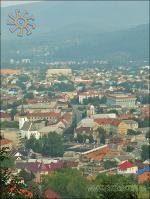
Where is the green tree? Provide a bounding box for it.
[145,131,150,139]
[26,182,43,199]
[19,169,35,183]
[54,82,75,92]
[24,92,34,99]
[127,129,141,136]
[76,134,84,143]
[42,169,89,199]
[25,135,42,153]
[16,81,26,90]
[0,147,29,198]
[141,145,150,161]
[0,121,19,128]
[139,118,150,128]
[107,109,118,115]
[25,133,64,157]
[103,160,117,170]
[10,108,17,120]
[97,127,106,144]
[94,174,138,199]
[70,97,79,105]
[88,134,94,143]
[42,133,64,157]
[18,75,29,82]
[126,145,134,152]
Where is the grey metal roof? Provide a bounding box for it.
[21,121,37,131]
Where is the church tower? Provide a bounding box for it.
[19,100,28,129]
[87,104,95,118]
[90,105,95,116]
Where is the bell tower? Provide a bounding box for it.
[19,100,28,129]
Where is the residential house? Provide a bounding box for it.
[46,68,72,77]
[17,102,57,113]
[0,138,13,150]
[1,129,21,148]
[117,113,133,120]
[9,149,23,161]
[140,105,150,119]
[123,120,138,131]
[137,165,150,184]
[61,112,73,128]
[75,127,93,137]
[0,112,11,121]
[16,160,64,183]
[81,145,116,162]
[117,161,138,174]
[0,69,21,76]
[94,118,129,135]
[16,159,78,183]
[39,125,63,136]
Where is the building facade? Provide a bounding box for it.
[107,94,137,108]
[47,68,72,77]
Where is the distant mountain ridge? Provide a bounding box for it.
[2,24,149,64]
[1,1,149,64]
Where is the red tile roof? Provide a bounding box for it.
[83,145,113,161]
[27,112,61,117]
[26,161,64,173]
[59,119,68,126]
[9,187,33,198]
[94,118,122,126]
[44,189,62,199]
[0,69,21,75]
[0,138,12,145]
[62,112,72,121]
[0,112,11,118]
[118,161,136,170]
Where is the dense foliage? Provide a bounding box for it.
[0,121,19,129]
[141,145,150,161]
[0,148,27,198]
[25,132,64,157]
[42,168,149,199]
[103,160,117,170]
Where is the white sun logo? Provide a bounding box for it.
[7,10,36,37]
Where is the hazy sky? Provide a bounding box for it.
[1,0,149,8]
[1,1,40,7]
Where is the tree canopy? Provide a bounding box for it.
[25,132,64,157]
[42,168,149,199]
[141,145,150,161]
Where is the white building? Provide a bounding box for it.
[117,161,138,174]
[92,113,117,119]
[87,105,95,117]
[107,94,137,108]
[19,116,28,129]
[20,121,40,139]
[22,59,31,64]
[79,91,103,104]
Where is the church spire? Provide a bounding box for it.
[20,99,26,116]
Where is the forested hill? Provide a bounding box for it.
[1,1,149,64]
